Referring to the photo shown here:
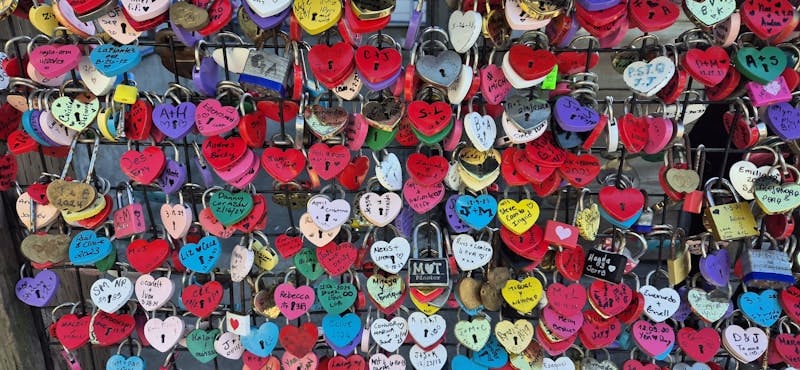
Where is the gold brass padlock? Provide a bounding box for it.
[664,228,690,286]
[702,177,759,241]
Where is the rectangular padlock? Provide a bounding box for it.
[583,247,626,284]
[239,49,292,97]
[742,248,794,289]
[703,178,759,241]
[408,222,450,287]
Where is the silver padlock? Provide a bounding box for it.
[408,221,450,288]
[239,35,293,97]
[741,234,794,289]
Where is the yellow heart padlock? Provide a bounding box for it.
[29,4,58,36]
[61,192,107,222]
[253,240,279,271]
[410,292,442,315]
[500,276,543,313]
[575,189,600,241]
[292,0,342,35]
[494,319,534,355]
[497,195,540,235]
[96,106,119,142]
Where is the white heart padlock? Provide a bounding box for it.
[90,277,134,313]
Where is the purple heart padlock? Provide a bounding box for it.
[699,248,729,287]
[15,269,59,307]
[576,0,621,12]
[193,57,219,97]
[194,156,215,188]
[327,327,363,354]
[671,286,692,322]
[160,159,187,194]
[445,195,471,233]
[403,1,424,50]
[553,96,600,133]
[243,3,291,29]
[29,110,60,147]
[170,21,203,47]
[765,102,800,140]
[153,102,197,140]
[363,67,403,91]
[394,205,415,238]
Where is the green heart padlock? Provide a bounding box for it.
[412,119,454,145]
[186,328,220,363]
[365,126,398,152]
[734,46,787,85]
[294,248,324,281]
[208,190,254,226]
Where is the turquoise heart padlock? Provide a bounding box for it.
[455,192,498,230]
[738,288,781,328]
[90,44,142,77]
[186,321,220,364]
[598,206,643,229]
[472,335,508,368]
[205,187,254,227]
[241,322,279,357]
[179,235,222,274]
[615,325,633,350]
[69,227,113,266]
[321,312,362,353]
[294,248,324,281]
[105,339,145,370]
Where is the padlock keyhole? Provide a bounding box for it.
[378,207,384,215]
[107,294,113,303]
[325,214,330,222]
[472,334,478,343]
[513,336,518,346]
[35,289,41,299]
[527,62,533,69]
[327,61,333,70]
[199,255,205,265]
[439,68,446,77]
[199,299,205,308]
[121,23,127,34]
[161,334,166,343]
[311,12,318,21]
[373,62,380,71]
[423,329,429,337]
[259,340,265,349]
[74,112,81,122]
[524,112,530,121]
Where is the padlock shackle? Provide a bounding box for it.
[411,221,443,258]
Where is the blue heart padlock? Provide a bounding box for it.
[69,229,113,265]
[179,235,222,274]
[241,322,279,357]
[614,326,633,350]
[105,354,145,370]
[321,313,362,352]
[452,354,489,370]
[90,44,141,77]
[472,335,508,368]
[739,289,781,328]
[598,206,642,229]
[455,194,498,230]
[576,0,622,11]
[655,342,675,361]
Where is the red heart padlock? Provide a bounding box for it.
[556,51,600,75]
[308,42,356,88]
[575,2,627,29]
[741,0,794,39]
[77,195,114,229]
[125,99,154,140]
[55,314,91,350]
[91,311,135,346]
[623,360,661,370]
[27,182,49,205]
[588,280,633,317]
[598,185,645,222]
[682,46,730,86]
[723,111,759,149]
[275,234,303,258]
[261,147,306,183]
[406,101,452,136]
[501,148,530,186]
[122,9,169,31]
[233,194,266,233]
[500,225,547,261]
[120,146,167,184]
[514,150,558,183]
[337,155,370,191]
[780,286,800,323]
[354,45,402,83]
[343,0,391,33]
[546,283,587,317]
[677,327,720,363]
[257,100,300,123]
[0,102,22,139]
[43,146,70,158]
[0,154,17,191]
[555,247,585,282]
[8,129,39,155]
[316,241,357,276]
[198,208,235,239]
[126,239,170,274]
[706,67,741,101]
[243,352,279,370]
[406,152,449,186]
[238,110,267,148]
[279,322,318,357]
[616,290,645,324]
[2,56,27,80]
[307,143,351,180]
[782,68,800,91]
[546,13,575,46]
[579,310,622,349]
[627,0,679,32]
[617,113,648,153]
[531,172,562,197]
[202,135,248,171]
[181,281,224,318]
[395,115,420,147]
[525,132,567,167]
[656,68,689,104]
[409,286,445,304]
[196,0,233,36]
[559,152,601,187]
[328,354,366,370]
[507,44,557,81]
[536,323,577,356]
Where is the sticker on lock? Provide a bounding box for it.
[407,221,450,287]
